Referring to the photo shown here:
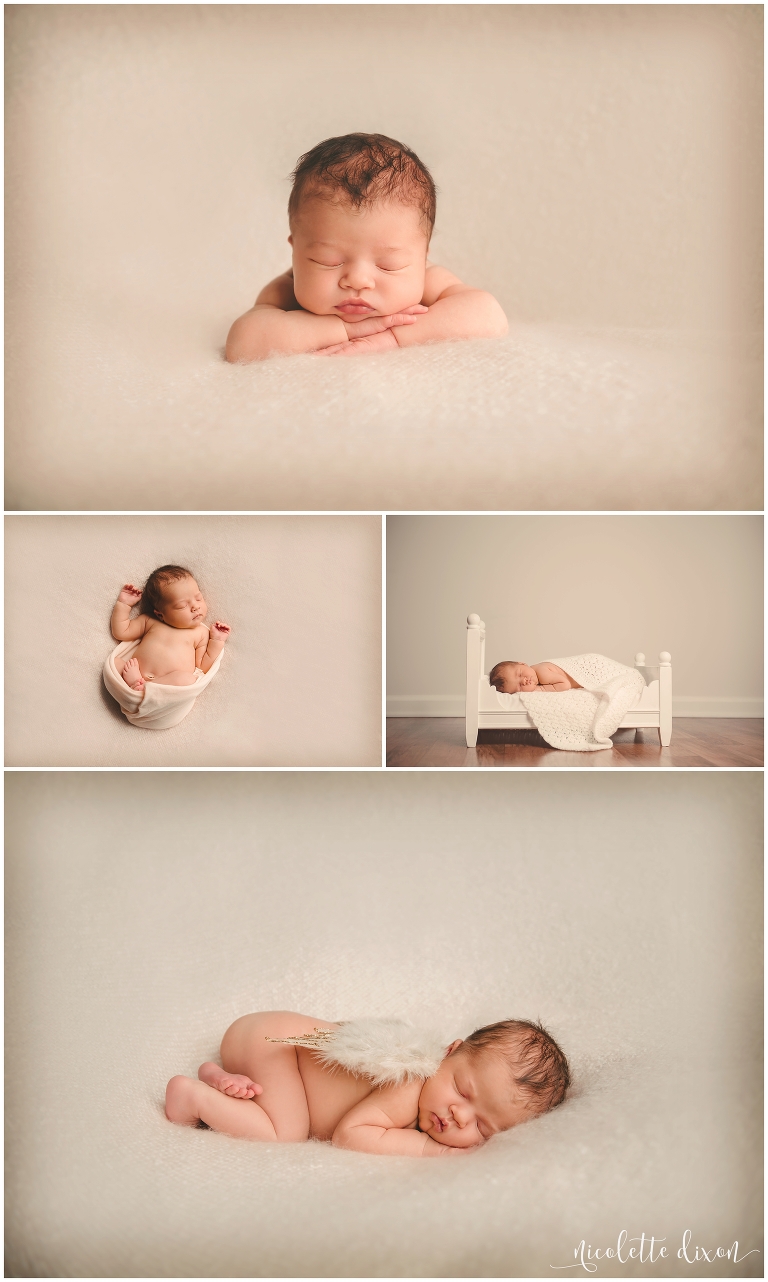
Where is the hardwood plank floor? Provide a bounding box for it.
[386,718,764,768]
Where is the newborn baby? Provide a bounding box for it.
[226,132,508,361]
[489,661,583,694]
[111,565,230,693]
[165,1011,569,1157]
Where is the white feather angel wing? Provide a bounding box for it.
[266,1017,446,1086]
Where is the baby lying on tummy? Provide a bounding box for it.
[111,565,230,694]
[226,132,508,361]
[489,661,583,694]
[165,1011,570,1156]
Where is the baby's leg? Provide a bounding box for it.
[165,1075,279,1140]
[219,1012,315,1142]
[153,670,199,687]
[120,656,145,691]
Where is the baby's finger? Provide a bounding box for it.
[315,343,348,356]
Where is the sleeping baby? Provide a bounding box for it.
[165,1011,570,1156]
[111,565,230,694]
[225,132,508,361]
[489,661,583,694]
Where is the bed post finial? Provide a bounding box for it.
[634,652,646,667]
[659,651,671,664]
[467,614,482,628]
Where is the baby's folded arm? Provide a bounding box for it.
[392,284,508,348]
[225,303,347,362]
[332,1093,447,1158]
[110,607,149,643]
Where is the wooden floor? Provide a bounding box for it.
[386,718,764,768]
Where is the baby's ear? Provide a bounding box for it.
[287,234,293,246]
[445,1039,464,1057]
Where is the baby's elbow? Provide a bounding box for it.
[331,1124,353,1151]
[224,314,271,364]
[225,326,258,364]
[475,291,508,338]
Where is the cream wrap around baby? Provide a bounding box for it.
[103,639,223,730]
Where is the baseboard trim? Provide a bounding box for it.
[387,695,764,718]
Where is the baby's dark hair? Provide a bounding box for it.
[288,133,437,237]
[462,1018,570,1114]
[140,565,195,620]
[488,661,524,692]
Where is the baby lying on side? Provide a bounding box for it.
[165,1011,569,1156]
[111,565,230,694]
[489,661,583,694]
[226,132,508,361]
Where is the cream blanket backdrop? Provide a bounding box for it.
[6,6,761,511]
[4,516,381,766]
[5,773,761,1279]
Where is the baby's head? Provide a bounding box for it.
[287,133,436,320]
[489,661,539,694]
[417,1018,570,1149]
[141,566,207,630]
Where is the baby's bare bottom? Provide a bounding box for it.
[165,1012,336,1142]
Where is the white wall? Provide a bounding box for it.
[387,515,763,716]
[5,515,382,765]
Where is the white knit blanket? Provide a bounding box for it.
[509,654,646,751]
[102,640,222,731]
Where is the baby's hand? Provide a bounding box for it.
[318,330,400,357]
[325,304,428,345]
[118,584,142,606]
[209,621,231,641]
[346,304,427,336]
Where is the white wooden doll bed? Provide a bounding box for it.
[465,614,672,748]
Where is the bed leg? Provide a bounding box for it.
[658,651,672,746]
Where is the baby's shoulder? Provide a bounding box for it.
[422,262,465,305]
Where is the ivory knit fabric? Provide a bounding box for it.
[516,654,647,751]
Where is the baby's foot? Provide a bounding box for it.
[121,657,145,690]
[198,1062,261,1098]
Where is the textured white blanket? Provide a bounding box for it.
[510,654,646,751]
[103,640,222,730]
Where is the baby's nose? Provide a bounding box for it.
[340,264,375,290]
